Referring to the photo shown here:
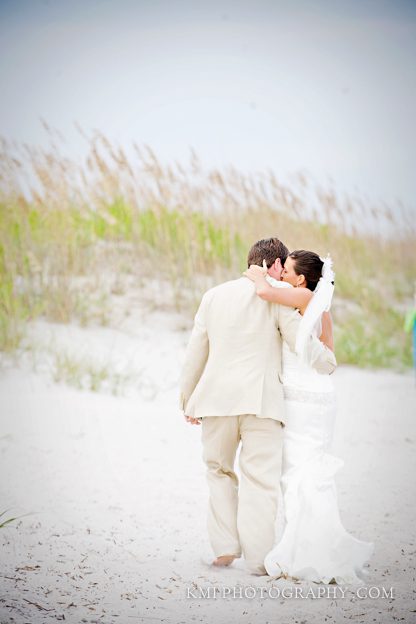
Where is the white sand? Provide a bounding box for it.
[0,310,415,623]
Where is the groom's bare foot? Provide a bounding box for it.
[212,555,238,567]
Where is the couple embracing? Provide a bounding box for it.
[180,237,374,584]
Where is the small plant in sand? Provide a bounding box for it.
[0,509,31,528]
[50,349,135,395]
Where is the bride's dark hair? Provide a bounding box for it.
[287,250,324,291]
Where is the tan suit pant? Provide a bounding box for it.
[201,414,283,575]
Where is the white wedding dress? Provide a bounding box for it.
[264,276,374,585]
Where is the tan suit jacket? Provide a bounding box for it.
[179,276,336,423]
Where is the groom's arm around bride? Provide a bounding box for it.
[179,275,336,422]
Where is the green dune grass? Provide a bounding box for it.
[0,129,414,370]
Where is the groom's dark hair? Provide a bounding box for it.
[247,237,289,268]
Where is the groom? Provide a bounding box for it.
[179,237,336,575]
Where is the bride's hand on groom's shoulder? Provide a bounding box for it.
[243,261,268,282]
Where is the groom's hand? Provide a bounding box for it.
[184,414,202,425]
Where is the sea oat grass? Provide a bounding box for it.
[0,129,414,368]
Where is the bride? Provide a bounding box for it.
[244,250,374,585]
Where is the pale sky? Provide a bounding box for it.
[1,0,415,213]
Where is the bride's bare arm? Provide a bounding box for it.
[319,311,334,351]
[243,265,312,311]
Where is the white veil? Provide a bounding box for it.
[295,254,335,363]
